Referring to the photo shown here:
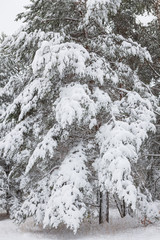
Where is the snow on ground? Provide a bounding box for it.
[0,209,160,240]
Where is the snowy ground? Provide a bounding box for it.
[0,210,160,240]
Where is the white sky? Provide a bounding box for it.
[136,12,157,26]
[0,0,30,35]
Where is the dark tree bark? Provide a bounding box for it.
[99,191,110,224]
[106,191,109,223]
[99,191,103,224]
[114,193,126,218]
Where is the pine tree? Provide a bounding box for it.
[0,0,159,232]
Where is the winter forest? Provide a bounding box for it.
[0,0,160,238]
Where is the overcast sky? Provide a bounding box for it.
[0,0,30,35]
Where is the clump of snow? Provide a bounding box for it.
[32,41,90,77]
[54,83,97,129]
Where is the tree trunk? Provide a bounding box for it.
[114,193,126,218]
[99,191,110,224]
[106,191,109,223]
[99,191,103,224]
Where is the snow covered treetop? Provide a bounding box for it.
[85,0,122,26]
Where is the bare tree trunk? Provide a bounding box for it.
[99,191,103,224]
[114,193,126,218]
[106,191,109,223]
[128,204,134,217]
[99,191,110,224]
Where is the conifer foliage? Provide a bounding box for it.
[0,0,159,233]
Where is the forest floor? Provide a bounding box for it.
[0,209,160,240]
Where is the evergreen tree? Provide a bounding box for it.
[0,0,159,232]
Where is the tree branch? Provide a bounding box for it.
[145,154,160,157]
[152,140,160,146]
[148,63,160,78]
[154,111,160,116]
[37,17,79,22]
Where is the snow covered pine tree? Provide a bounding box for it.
[0,0,159,233]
